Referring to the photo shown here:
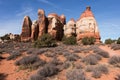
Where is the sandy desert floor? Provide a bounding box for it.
[0,43,120,80]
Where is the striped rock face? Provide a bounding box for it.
[21,16,32,42]
[76,6,101,43]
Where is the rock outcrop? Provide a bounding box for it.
[48,13,64,41]
[38,9,48,38]
[64,18,76,37]
[21,16,32,41]
[76,6,101,43]
[31,20,39,41]
[20,7,101,43]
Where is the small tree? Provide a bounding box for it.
[117,37,120,44]
[34,34,57,48]
[62,36,77,45]
[81,37,95,45]
[105,38,115,44]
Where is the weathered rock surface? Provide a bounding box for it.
[20,7,101,43]
[21,16,32,41]
[48,13,64,41]
[38,9,48,38]
[76,6,101,43]
[64,18,76,37]
[31,20,39,41]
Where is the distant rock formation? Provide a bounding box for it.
[20,6,101,43]
[76,6,101,43]
[21,16,32,41]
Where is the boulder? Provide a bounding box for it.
[21,16,32,41]
[76,6,101,43]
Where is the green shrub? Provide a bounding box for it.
[117,37,120,44]
[34,34,57,48]
[81,37,95,45]
[62,36,77,45]
[105,38,115,44]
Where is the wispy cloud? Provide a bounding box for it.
[16,7,33,16]
[37,0,71,12]
[37,0,57,7]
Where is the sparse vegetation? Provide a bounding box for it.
[111,44,120,50]
[34,34,57,48]
[81,37,95,45]
[109,56,120,67]
[82,54,98,65]
[37,64,59,77]
[105,38,115,44]
[62,36,77,45]
[117,37,120,44]
[92,64,108,78]
[29,74,46,80]
[15,55,46,69]
[66,69,89,80]
[7,51,21,60]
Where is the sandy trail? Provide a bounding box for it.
[99,45,120,57]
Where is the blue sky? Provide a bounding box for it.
[0,0,120,42]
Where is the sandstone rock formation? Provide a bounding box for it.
[38,9,48,38]
[64,18,76,37]
[21,16,32,41]
[48,13,64,41]
[20,7,101,43]
[76,6,101,43]
[31,20,39,41]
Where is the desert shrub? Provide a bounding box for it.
[29,74,46,80]
[0,73,7,80]
[37,64,59,77]
[81,37,95,45]
[109,56,120,67]
[66,69,89,80]
[32,60,46,69]
[34,34,57,48]
[15,55,40,66]
[0,34,10,40]
[49,58,63,66]
[92,70,102,78]
[44,52,55,57]
[62,36,77,45]
[92,64,108,78]
[7,51,21,60]
[115,74,120,80]
[117,37,120,44]
[92,54,102,60]
[0,55,5,61]
[105,38,115,44]
[66,54,80,61]
[85,65,94,72]
[75,63,84,69]
[95,49,109,58]
[82,54,98,65]
[111,44,120,50]
[62,61,72,69]
[95,64,109,74]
